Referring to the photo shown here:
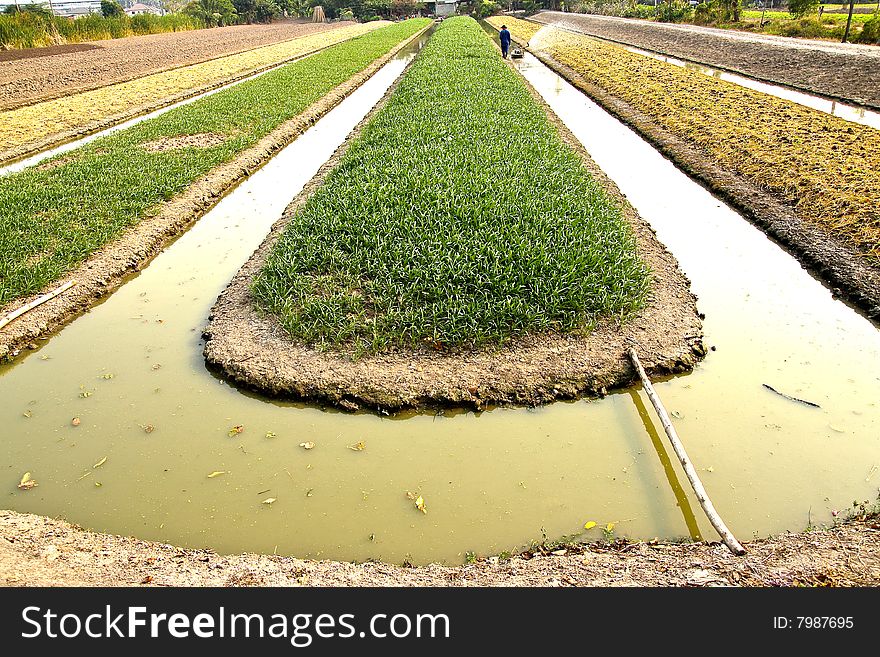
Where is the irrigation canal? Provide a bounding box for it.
[0,28,878,564]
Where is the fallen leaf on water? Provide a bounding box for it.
[299,441,315,450]
[348,441,366,451]
[22,410,32,418]
[306,489,313,497]
[415,495,427,514]
[18,472,38,490]
[583,521,597,530]
[605,522,615,532]
[265,431,277,439]
[94,482,102,488]
[71,417,81,427]
[261,497,276,505]
[671,411,683,419]
[99,373,115,380]
[228,425,244,437]
[207,471,227,478]
[142,424,155,434]
[93,457,107,469]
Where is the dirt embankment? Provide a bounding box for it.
[0,21,345,111]
[2,509,878,586]
[0,26,431,364]
[532,11,880,109]
[202,55,704,413]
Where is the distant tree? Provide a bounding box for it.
[233,0,280,22]
[101,0,125,16]
[3,3,53,16]
[788,0,819,18]
[162,0,190,12]
[184,0,237,25]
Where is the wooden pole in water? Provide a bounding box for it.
[0,281,76,331]
[627,348,747,556]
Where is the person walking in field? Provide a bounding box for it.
[499,25,511,59]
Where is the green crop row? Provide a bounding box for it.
[0,19,431,308]
[253,16,649,354]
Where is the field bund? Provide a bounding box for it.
[204,17,704,411]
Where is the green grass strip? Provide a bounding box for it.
[253,16,649,354]
[0,18,431,308]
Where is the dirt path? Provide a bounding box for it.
[532,11,880,108]
[2,509,877,586]
[0,21,344,111]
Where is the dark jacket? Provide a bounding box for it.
[500,29,511,46]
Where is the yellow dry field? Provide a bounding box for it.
[0,21,387,159]
[490,17,880,261]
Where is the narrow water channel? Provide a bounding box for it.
[1,30,878,566]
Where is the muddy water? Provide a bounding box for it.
[2,33,879,566]
[525,22,880,130]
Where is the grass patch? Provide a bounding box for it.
[492,17,880,262]
[252,17,649,353]
[0,19,431,308]
[0,22,385,158]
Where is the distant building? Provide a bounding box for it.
[124,2,163,15]
[0,0,103,17]
[435,0,456,17]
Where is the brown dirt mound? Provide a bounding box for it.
[202,58,705,413]
[142,133,228,152]
[2,509,877,586]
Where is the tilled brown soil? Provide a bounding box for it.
[203,58,704,412]
[531,11,880,109]
[2,509,878,586]
[0,21,344,111]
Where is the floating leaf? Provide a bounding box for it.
[306,488,313,497]
[22,410,32,418]
[415,495,427,514]
[605,522,615,532]
[265,431,277,439]
[261,497,276,505]
[671,410,683,419]
[348,441,366,451]
[228,425,244,437]
[207,471,227,478]
[93,457,107,469]
[18,472,38,490]
[142,424,155,434]
[583,521,597,530]
[99,373,115,380]
[94,482,102,488]
[299,441,315,450]
[79,390,92,398]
